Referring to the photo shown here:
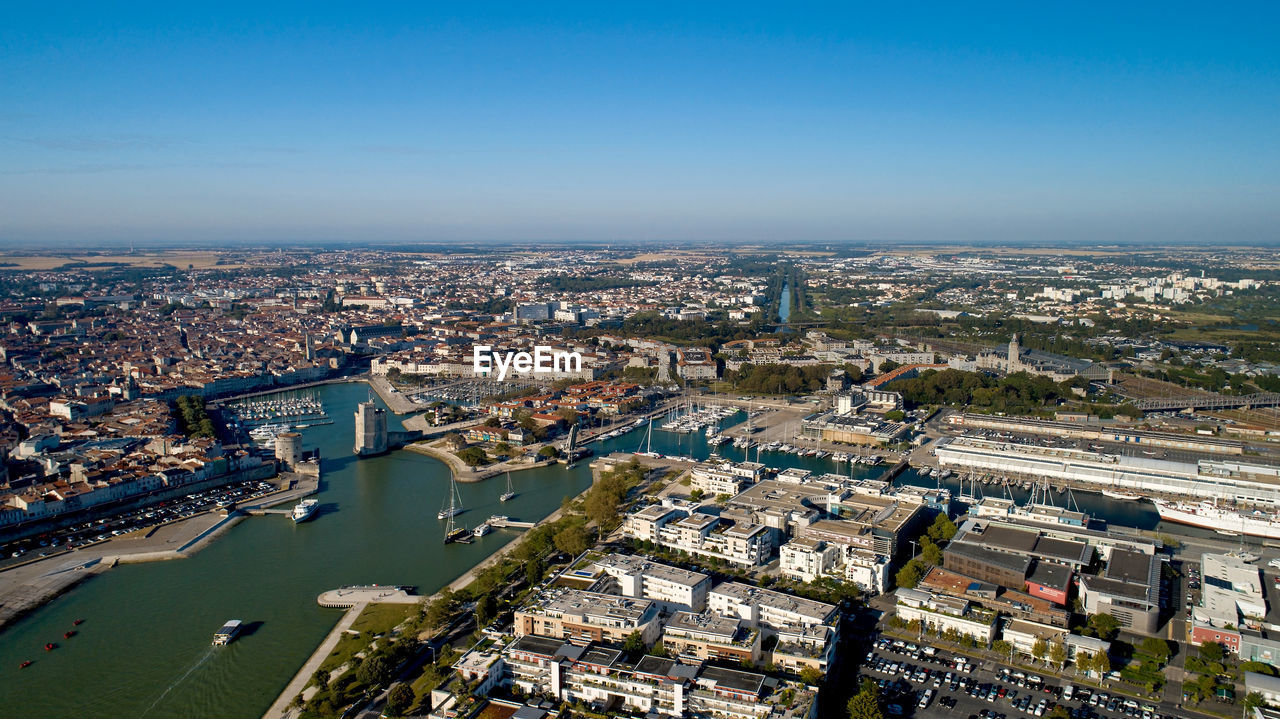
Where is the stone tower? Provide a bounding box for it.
[275,431,302,469]
[1008,334,1021,370]
[354,400,388,457]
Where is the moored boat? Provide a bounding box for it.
[291,499,319,523]
[1154,499,1280,540]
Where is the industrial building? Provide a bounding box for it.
[935,436,1280,506]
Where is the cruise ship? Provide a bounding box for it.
[291,499,319,523]
[1153,499,1280,539]
[213,619,242,645]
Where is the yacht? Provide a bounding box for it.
[499,472,516,503]
[472,522,493,538]
[438,478,464,520]
[291,499,319,523]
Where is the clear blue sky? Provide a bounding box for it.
[2,3,1277,245]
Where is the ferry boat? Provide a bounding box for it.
[213,619,242,645]
[1153,499,1280,540]
[472,522,492,538]
[291,499,319,523]
[499,472,516,503]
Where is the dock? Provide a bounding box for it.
[487,517,535,529]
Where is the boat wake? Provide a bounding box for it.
[137,646,216,719]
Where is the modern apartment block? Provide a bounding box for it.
[623,505,772,567]
[513,588,661,646]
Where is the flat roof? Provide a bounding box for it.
[509,634,566,657]
[698,665,766,694]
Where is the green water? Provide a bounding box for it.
[0,382,592,719]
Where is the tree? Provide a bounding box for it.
[1050,641,1068,669]
[690,488,705,502]
[1047,706,1070,719]
[1087,613,1121,641]
[385,683,416,717]
[1091,651,1110,677]
[424,589,457,630]
[475,593,497,627]
[1032,638,1048,664]
[1139,637,1172,664]
[1241,661,1277,677]
[1244,692,1266,714]
[554,525,589,557]
[357,654,393,688]
[799,666,824,685]
[1200,641,1226,663]
[525,557,545,585]
[456,446,488,466]
[895,559,925,589]
[537,445,560,459]
[622,631,645,653]
[926,513,958,542]
[992,640,1014,660]
[312,668,330,690]
[846,681,884,719]
[920,537,943,566]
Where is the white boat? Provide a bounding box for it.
[213,619,242,645]
[1154,499,1280,540]
[472,522,492,537]
[1102,490,1142,501]
[499,472,516,502]
[438,478,464,520]
[291,499,319,523]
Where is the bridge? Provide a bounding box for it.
[1132,392,1280,412]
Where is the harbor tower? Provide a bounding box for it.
[354,400,388,456]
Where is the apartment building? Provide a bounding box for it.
[514,588,661,646]
[498,635,808,719]
[708,582,838,635]
[588,553,712,612]
[623,505,772,567]
[661,611,760,664]
[894,587,997,644]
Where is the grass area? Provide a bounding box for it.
[351,602,417,635]
[316,603,418,675]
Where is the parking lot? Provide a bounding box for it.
[0,479,279,566]
[863,636,1176,719]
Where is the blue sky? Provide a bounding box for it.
[1,3,1277,245]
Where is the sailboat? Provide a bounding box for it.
[443,480,471,544]
[500,472,516,502]
[637,418,661,458]
[438,478,464,520]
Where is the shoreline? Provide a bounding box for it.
[400,442,557,483]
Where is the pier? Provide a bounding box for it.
[486,516,535,529]
[316,585,419,609]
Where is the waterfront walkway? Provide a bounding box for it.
[263,601,368,719]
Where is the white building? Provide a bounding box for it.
[589,553,711,612]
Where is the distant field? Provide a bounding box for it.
[0,251,256,270]
[1114,374,1215,400]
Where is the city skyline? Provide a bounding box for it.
[2,4,1278,245]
